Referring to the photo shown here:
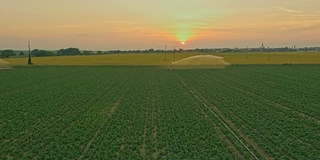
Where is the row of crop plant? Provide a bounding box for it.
[175,65,319,159]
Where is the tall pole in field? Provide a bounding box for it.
[246,46,249,59]
[173,46,176,62]
[267,46,270,60]
[28,41,32,65]
[164,45,167,61]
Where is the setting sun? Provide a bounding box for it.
[181,41,186,45]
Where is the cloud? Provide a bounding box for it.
[52,20,165,37]
[275,7,320,20]
[276,7,303,14]
[54,21,132,29]
[280,23,320,32]
[55,24,88,29]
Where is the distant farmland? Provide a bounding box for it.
[2,52,320,66]
[0,65,319,159]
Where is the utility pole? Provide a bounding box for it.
[28,41,32,65]
[246,46,249,59]
[164,45,167,61]
[173,46,176,62]
[267,45,270,60]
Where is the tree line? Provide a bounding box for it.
[0,48,81,58]
[1,46,320,58]
[0,50,25,58]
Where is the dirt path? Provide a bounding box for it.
[140,103,149,159]
[172,71,273,160]
[77,98,122,160]
[181,83,246,159]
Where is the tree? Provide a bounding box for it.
[82,50,92,55]
[57,48,81,55]
[97,51,103,54]
[19,51,24,56]
[32,49,54,57]
[0,50,14,58]
[31,49,40,55]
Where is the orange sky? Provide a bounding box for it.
[1,0,320,50]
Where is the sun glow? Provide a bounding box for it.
[174,23,195,44]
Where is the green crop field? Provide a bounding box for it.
[1,65,319,159]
